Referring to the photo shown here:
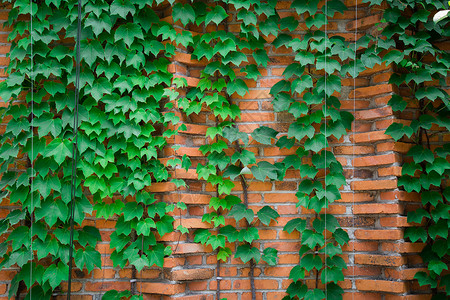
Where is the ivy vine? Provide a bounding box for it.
[369,0,450,298]
[0,0,449,299]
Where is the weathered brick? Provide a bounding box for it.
[355,229,403,240]
[138,282,186,295]
[352,153,400,167]
[356,280,408,293]
[353,203,403,214]
[165,268,214,281]
[355,254,406,266]
[351,179,398,191]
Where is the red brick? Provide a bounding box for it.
[351,179,398,191]
[138,282,186,295]
[356,280,408,293]
[353,203,403,214]
[349,84,394,99]
[355,106,393,120]
[355,229,403,240]
[165,268,214,281]
[355,254,406,266]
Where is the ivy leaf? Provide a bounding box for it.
[333,228,349,245]
[205,234,225,250]
[288,122,315,141]
[301,229,325,248]
[414,271,437,288]
[42,262,69,290]
[7,226,30,251]
[383,50,404,65]
[74,246,101,272]
[289,265,306,282]
[408,145,434,164]
[284,218,306,234]
[229,203,254,224]
[44,138,72,165]
[287,281,308,299]
[235,244,260,263]
[172,3,195,26]
[251,161,278,181]
[300,254,322,272]
[428,260,448,275]
[262,247,278,266]
[194,229,211,244]
[256,206,279,225]
[115,23,143,47]
[305,289,326,300]
[156,215,174,237]
[130,255,149,272]
[78,226,102,247]
[251,126,278,145]
[110,0,136,18]
[404,227,427,243]
[43,81,65,96]
[205,5,227,25]
[227,79,248,97]
[407,209,429,224]
[217,247,232,262]
[253,49,269,67]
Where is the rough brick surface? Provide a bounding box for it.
[0,1,445,300]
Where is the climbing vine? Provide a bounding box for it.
[368,0,450,298]
[0,0,448,299]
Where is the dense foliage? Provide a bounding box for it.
[0,0,448,299]
[368,0,450,298]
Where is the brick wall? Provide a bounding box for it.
[0,0,447,299]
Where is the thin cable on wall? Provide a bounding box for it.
[29,0,34,298]
[324,0,328,297]
[67,0,82,297]
[352,1,358,298]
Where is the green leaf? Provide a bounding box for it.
[251,126,278,145]
[229,203,254,224]
[428,260,448,275]
[206,235,225,250]
[156,215,174,237]
[408,145,434,164]
[41,262,68,290]
[300,254,323,272]
[7,226,30,251]
[257,206,280,225]
[44,81,65,96]
[173,3,195,26]
[110,0,135,18]
[74,246,101,272]
[251,161,278,181]
[262,247,278,265]
[286,281,308,299]
[253,49,269,67]
[414,271,437,288]
[288,122,315,141]
[404,227,427,243]
[305,289,325,300]
[235,244,260,263]
[205,5,227,25]
[301,229,325,248]
[194,229,211,244]
[289,265,306,282]
[44,138,72,165]
[115,23,143,47]
[284,218,306,234]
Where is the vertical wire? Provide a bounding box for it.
[29,0,33,297]
[67,0,82,297]
[352,1,358,298]
[324,0,328,297]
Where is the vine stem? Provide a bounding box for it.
[234,141,255,300]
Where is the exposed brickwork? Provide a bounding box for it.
[0,0,448,299]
